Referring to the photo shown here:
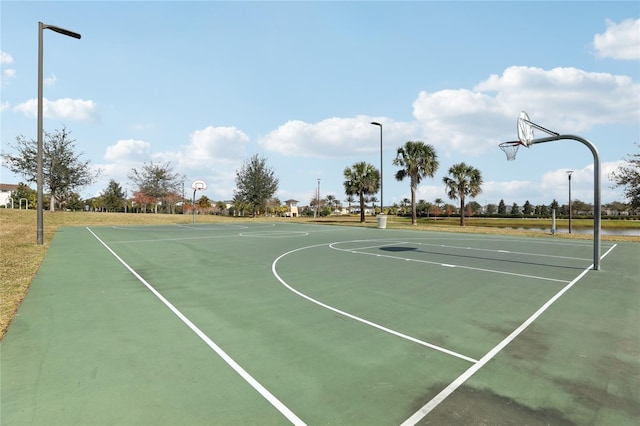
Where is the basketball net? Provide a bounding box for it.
[499,141,523,161]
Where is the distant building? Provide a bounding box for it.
[0,183,20,207]
[283,199,299,217]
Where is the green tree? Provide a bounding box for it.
[234,154,279,217]
[511,203,521,215]
[550,199,560,214]
[2,127,99,211]
[604,201,629,215]
[10,183,37,209]
[100,179,126,212]
[610,143,640,210]
[343,161,380,223]
[129,161,184,213]
[539,204,550,217]
[442,162,483,226]
[571,199,593,215]
[486,203,497,215]
[215,200,227,215]
[325,194,337,214]
[231,194,251,217]
[466,201,482,216]
[344,195,355,213]
[393,141,439,225]
[522,200,533,215]
[498,199,507,215]
[65,192,85,211]
[369,196,379,214]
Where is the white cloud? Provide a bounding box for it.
[44,73,57,86]
[14,97,99,121]
[259,115,419,158]
[0,50,13,64]
[187,125,249,163]
[412,89,507,156]
[0,101,9,112]
[593,19,640,60]
[407,66,640,157]
[244,66,638,168]
[1,51,16,86]
[2,68,15,82]
[476,66,638,126]
[104,139,151,162]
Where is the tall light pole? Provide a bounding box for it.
[566,170,574,234]
[370,121,383,213]
[316,178,321,218]
[37,22,81,244]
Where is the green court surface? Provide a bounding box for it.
[1,222,638,425]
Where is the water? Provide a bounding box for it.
[503,227,640,236]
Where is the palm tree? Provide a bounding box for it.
[325,194,336,214]
[393,141,439,225]
[442,162,483,226]
[343,161,380,223]
[333,198,342,213]
[369,196,379,213]
[344,195,355,214]
[433,197,444,218]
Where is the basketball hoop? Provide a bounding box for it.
[517,111,534,147]
[499,141,524,161]
[191,179,207,191]
[499,111,536,161]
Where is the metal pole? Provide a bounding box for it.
[316,178,320,218]
[37,23,44,244]
[193,189,197,224]
[530,135,601,270]
[36,22,81,245]
[370,122,383,213]
[567,171,574,234]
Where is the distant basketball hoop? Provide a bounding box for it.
[191,179,207,224]
[191,179,207,191]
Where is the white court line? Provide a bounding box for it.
[400,243,618,426]
[272,243,478,364]
[86,227,306,426]
[331,242,570,284]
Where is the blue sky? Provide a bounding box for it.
[1,1,639,209]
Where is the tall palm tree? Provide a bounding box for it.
[442,162,483,226]
[393,141,439,225]
[343,161,380,223]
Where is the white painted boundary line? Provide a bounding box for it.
[400,243,618,426]
[86,227,306,426]
[272,243,478,364]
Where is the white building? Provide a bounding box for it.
[0,183,20,208]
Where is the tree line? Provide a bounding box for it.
[3,128,639,224]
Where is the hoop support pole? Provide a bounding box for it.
[530,134,601,270]
[523,119,560,137]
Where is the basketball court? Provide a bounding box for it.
[2,221,638,425]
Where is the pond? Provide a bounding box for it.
[502,227,640,236]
